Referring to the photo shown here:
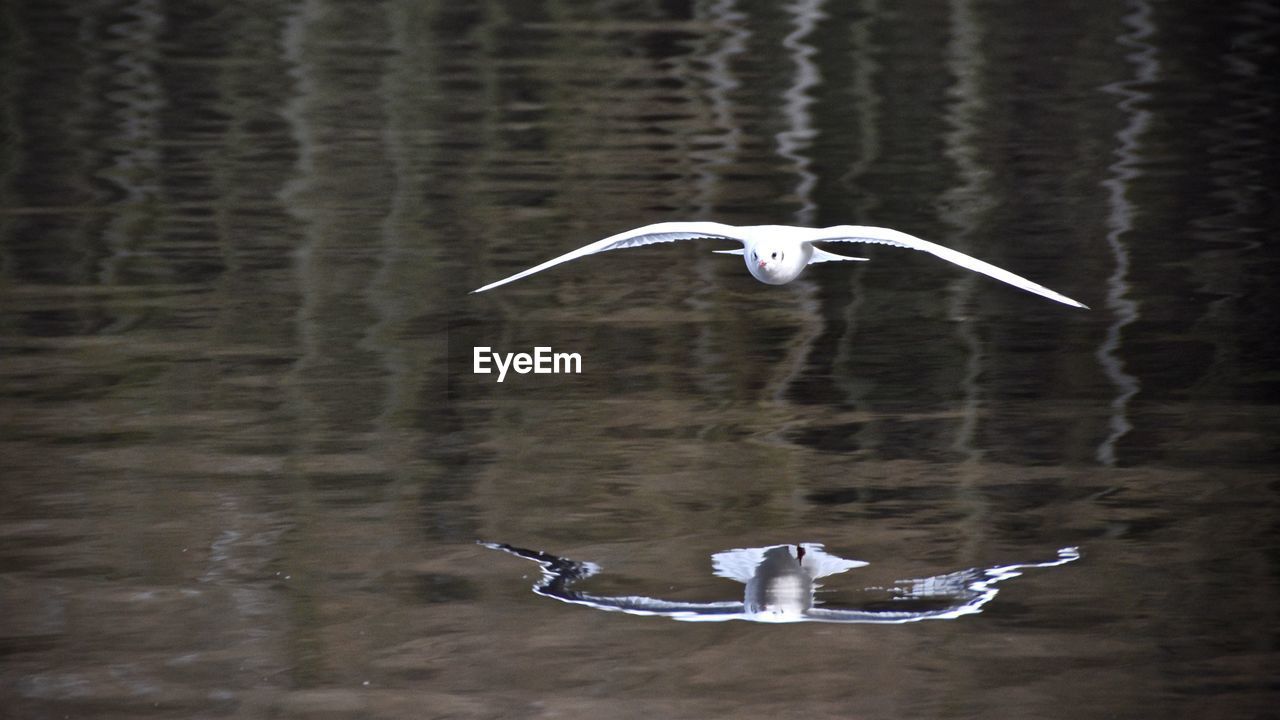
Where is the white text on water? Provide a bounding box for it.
[473,346,582,382]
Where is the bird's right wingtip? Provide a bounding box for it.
[1037,292,1089,309]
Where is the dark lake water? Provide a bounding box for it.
[3,0,1279,718]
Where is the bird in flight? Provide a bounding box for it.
[471,221,1087,308]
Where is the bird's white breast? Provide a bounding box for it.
[743,238,813,285]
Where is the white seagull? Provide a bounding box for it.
[471,221,1087,308]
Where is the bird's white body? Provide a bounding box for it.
[727,226,816,284]
[472,221,1087,308]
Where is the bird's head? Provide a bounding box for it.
[747,240,798,284]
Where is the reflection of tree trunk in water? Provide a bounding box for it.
[1187,2,1269,418]
[280,1,398,680]
[690,0,748,218]
[689,0,749,408]
[940,0,993,590]
[941,0,993,467]
[370,2,444,500]
[99,0,165,329]
[765,0,826,425]
[0,5,20,293]
[279,1,338,681]
[1096,0,1154,467]
[281,3,329,459]
[777,0,823,228]
[831,0,882,454]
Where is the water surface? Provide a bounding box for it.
[2,0,1278,718]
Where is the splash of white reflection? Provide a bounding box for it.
[777,0,826,227]
[1096,0,1156,466]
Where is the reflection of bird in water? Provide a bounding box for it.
[483,542,1080,624]
[471,221,1087,308]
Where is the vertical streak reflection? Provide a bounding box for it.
[940,0,992,463]
[689,0,748,402]
[0,1,24,284]
[777,0,824,227]
[1096,0,1156,466]
[367,1,421,454]
[690,0,747,216]
[831,0,881,450]
[1184,2,1275,397]
[766,0,826,409]
[279,0,320,447]
[97,0,165,292]
[939,0,994,566]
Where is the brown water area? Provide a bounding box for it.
[2,1,1278,718]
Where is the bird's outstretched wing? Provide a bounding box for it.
[534,592,746,621]
[805,546,1082,624]
[471,221,745,293]
[814,225,1088,308]
[483,542,744,621]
